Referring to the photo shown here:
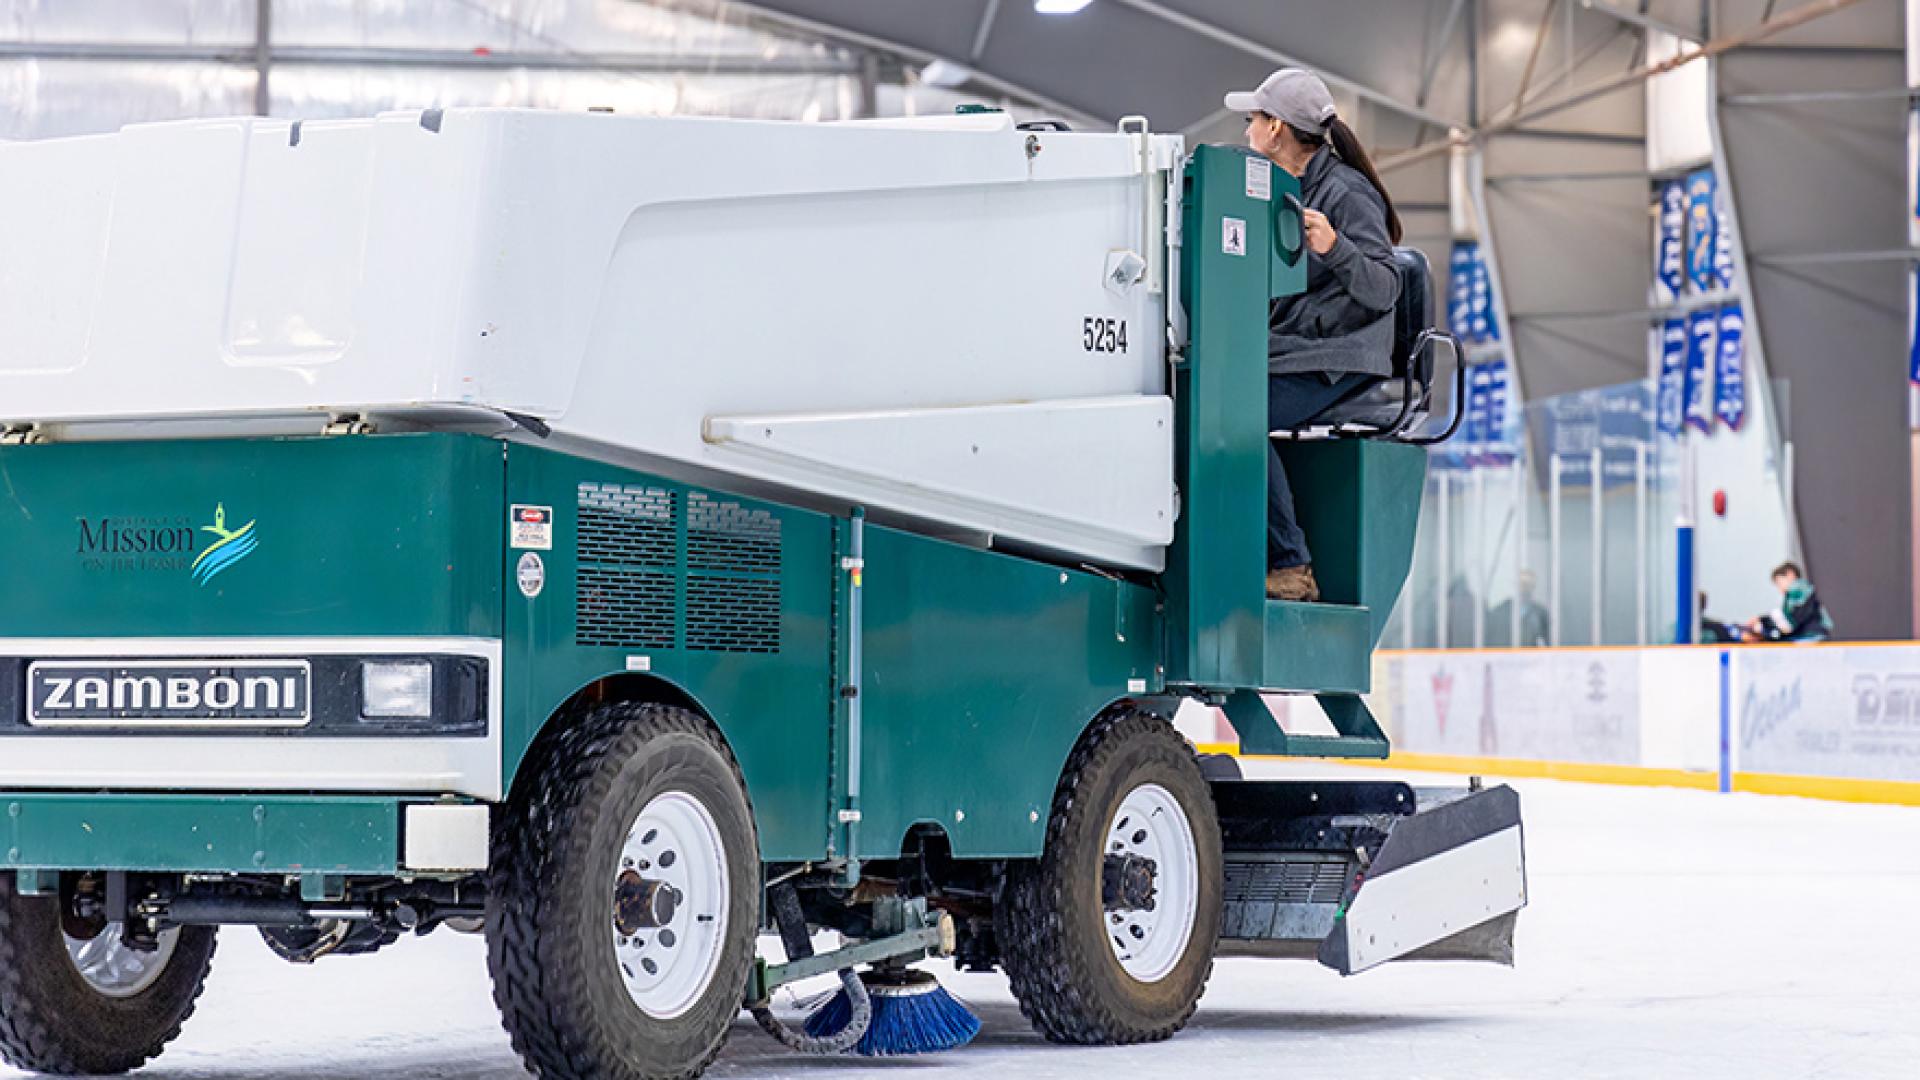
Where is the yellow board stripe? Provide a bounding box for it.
[1731,771,1920,807]
[1191,746,1920,805]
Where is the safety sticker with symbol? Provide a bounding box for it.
[1222,217,1247,257]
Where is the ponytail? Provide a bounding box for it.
[1287,117,1403,245]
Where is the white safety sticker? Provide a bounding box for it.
[1245,156,1272,201]
[509,504,553,550]
[1222,217,1247,257]
[516,552,546,599]
[625,655,652,673]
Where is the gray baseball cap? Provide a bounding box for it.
[1224,69,1337,131]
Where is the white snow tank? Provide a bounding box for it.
[0,109,1183,570]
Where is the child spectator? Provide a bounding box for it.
[1742,562,1832,643]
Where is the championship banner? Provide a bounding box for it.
[1715,304,1746,430]
[1686,168,1717,294]
[1684,310,1716,433]
[1658,319,1687,436]
[1485,358,1514,465]
[1470,244,1495,342]
[1655,180,1686,304]
[1713,180,1737,291]
[1465,362,1494,462]
[1449,243,1474,341]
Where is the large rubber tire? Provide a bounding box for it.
[0,878,217,1076]
[487,702,760,1080]
[997,707,1223,1045]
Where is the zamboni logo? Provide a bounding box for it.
[191,503,258,586]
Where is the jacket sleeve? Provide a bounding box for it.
[1782,589,1824,639]
[1317,185,1401,316]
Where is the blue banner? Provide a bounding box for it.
[1716,304,1746,431]
[1465,362,1493,461]
[1713,184,1737,291]
[1656,180,1686,303]
[1485,359,1514,465]
[1449,243,1474,341]
[1685,310,1716,433]
[1686,168,1718,295]
[1472,244,1497,343]
[1658,320,1687,436]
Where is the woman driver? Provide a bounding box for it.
[1223,69,1403,602]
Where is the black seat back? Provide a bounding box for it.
[1390,246,1434,387]
[1277,245,1462,441]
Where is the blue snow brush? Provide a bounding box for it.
[803,968,981,1056]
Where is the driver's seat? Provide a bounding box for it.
[1276,246,1462,443]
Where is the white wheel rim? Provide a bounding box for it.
[64,924,178,999]
[611,790,730,1020]
[1103,783,1199,984]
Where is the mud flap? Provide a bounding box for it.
[1317,785,1526,975]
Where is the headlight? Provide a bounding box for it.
[361,661,434,719]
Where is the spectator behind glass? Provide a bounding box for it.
[1741,562,1832,643]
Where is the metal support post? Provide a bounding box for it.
[1436,472,1452,649]
[1674,438,1697,644]
[254,0,271,117]
[1635,442,1648,646]
[1472,468,1487,649]
[1512,457,1527,647]
[1549,456,1563,646]
[1590,446,1604,646]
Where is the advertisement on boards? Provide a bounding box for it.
[1739,646,1920,783]
[1379,651,1641,765]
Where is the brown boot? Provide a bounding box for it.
[1265,565,1321,602]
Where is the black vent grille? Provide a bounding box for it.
[574,483,782,654]
[1223,857,1350,906]
[579,484,676,567]
[688,493,781,572]
[687,576,782,653]
[577,568,676,649]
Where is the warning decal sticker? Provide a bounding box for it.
[510,504,554,551]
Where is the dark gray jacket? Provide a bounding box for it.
[1268,146,1400,379]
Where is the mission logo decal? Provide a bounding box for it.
[75,503,259,586]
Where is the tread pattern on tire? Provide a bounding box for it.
[997,706,1219,1046]
[0,877,217,1076]
[488,701,753,1080]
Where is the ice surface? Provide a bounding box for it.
[5,763,1916,1079]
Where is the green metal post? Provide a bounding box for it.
[1167,144,1304,689]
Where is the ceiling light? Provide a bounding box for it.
[1035,0,1094,14]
